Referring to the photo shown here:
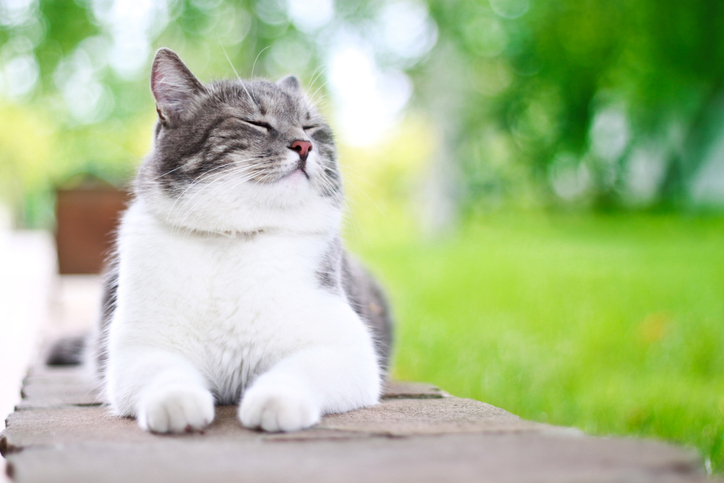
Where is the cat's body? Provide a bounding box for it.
[86,49,391,433]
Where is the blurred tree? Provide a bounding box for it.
[422,0,724,210]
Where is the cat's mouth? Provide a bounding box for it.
[297,166,310,180]
[281,164,310,181]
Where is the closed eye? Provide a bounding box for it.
[239,118,273,131]
[303,125,319,131]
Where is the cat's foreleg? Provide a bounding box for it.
[239,327,380,432]
[106,350,215,433]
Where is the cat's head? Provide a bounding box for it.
[137,48,342,236]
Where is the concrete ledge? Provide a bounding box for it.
[1,365,711,483]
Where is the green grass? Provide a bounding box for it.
[350,211,724,474]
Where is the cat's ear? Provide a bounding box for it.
[277,75,302,93]
[151,48,205,126]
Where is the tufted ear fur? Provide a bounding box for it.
[277,75,302,93]
[151,48,206,126]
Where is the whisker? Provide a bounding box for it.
[309,81,330,106]
[165,159,263,231]
[153,164,185,180]
[251,46,272,79]
[309,64,329,89]
[171,170,255,231]
[179,167,258,225]
[218,38,241,82]
[223,44,257,108]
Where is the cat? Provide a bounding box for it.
[51,48,393,434]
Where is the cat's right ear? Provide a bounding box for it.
[151,48,205,126]
[277,75,302,93]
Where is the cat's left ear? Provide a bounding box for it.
[277,75,302,93]
[151,48,206,126]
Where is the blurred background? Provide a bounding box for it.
[0,0,722,475]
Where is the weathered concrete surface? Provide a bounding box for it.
[16,368,102,410]
[1,366,712,483]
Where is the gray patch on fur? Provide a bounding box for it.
[317,237,343,293]
[316,238,393,372]
[317,237,392,371]
[341,254,394,373]
[44,249,119,377]
[96,254,119,377]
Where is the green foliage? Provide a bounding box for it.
[422,0,724,209]
[3,0,723,221]
[37,1,98,66]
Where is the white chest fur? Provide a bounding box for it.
[106,201,380,426]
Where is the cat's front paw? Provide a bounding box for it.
[138,384,215,433]
[239,384,320,432]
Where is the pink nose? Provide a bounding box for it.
[290,140,312,161]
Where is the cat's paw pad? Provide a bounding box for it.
[138,385,215,433]
[239,386,320,432]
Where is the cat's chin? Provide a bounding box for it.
[281,167,310,182]
[141,179,341,236]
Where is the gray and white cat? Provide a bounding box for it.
[89,48,392,433]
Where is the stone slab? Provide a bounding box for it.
[1,366,714,483]
[1,398,555,453]
[1,405,371,452]
[318,397,561,435]
[14,366,100,410]
[381,381,449,399]
[4,433,708,483]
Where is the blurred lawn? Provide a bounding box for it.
[349,209,724,473]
